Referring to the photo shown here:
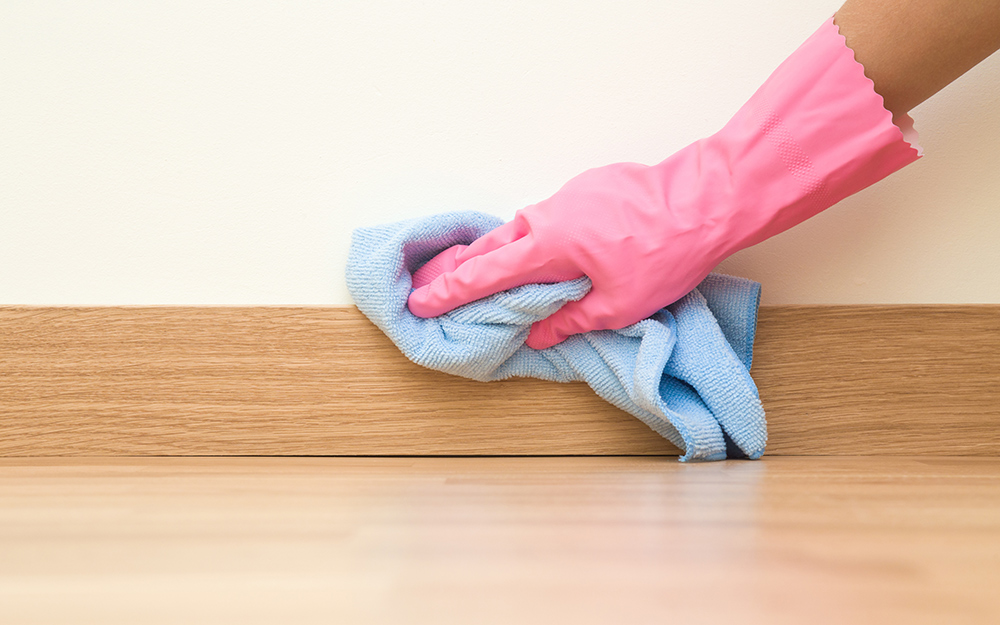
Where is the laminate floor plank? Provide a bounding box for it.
[1,456,997,624]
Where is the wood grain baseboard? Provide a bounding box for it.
[1,306,998,457]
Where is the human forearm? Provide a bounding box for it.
[834,0,1000,119]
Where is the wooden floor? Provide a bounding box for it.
[1,456,998,624]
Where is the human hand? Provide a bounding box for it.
[407,158,729,350]
[408,17,921,349]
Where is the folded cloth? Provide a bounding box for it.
[346,211,766,461]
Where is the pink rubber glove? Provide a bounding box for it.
[408,18,921,349]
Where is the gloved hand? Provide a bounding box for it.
[408,17,921,350]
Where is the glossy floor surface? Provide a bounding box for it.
[1,457,998,624]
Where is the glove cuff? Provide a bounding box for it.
[703,16,922,254]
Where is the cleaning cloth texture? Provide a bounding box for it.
[346,211,767,461]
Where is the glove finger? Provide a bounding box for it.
[411,216,531,289]
[412,245,467,289]
[525,289,625,350]
[408,235,580,318]
[458,214,531,261]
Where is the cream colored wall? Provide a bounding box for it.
[1,1,997,305]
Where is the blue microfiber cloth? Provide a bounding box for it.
[346,211,767,461]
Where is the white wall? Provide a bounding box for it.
[2,0,998,306]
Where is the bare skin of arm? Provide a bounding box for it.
[834,0,1000,120]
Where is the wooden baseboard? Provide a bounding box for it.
[2,306,998,456]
